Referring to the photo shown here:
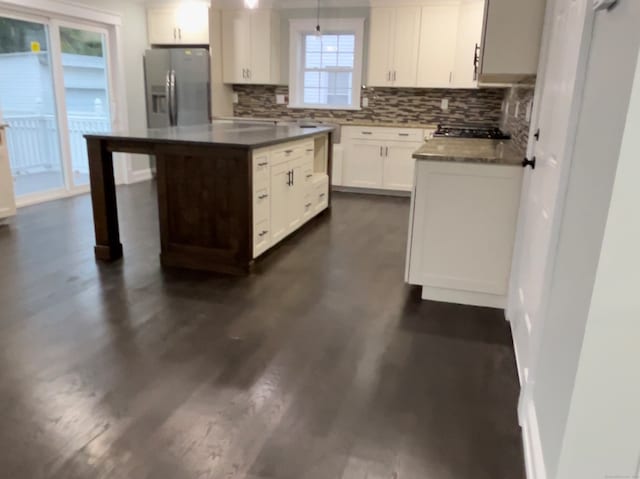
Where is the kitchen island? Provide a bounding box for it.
[85,121,334,274]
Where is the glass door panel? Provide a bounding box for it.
[58,26,111,187]
[0,16,65,197]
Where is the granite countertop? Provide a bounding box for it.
[412,138,523,166]
[85,120,335,149]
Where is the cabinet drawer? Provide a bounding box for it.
[254,187,270,222]
[254,219,271,258]
[271,140,314,165]
[253,150,270,186]
[344,126,426,142]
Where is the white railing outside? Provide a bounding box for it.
[4,113,111,175]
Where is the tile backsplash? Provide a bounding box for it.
[232,85,505,126]
[501,86,535,154]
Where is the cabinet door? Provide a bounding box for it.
[148,9,177,45]
[390,7,421,87]
[383,141,422,191]
[452,0,484,88]
[367,8,394,86]
[417,4,459,88]
[288,158,305,232]
[270,162,291,243]
[249,10,273,84]
[178,5,210,45]
[222,10,250,84]
[343,141,384,188]
[0,129,16,220]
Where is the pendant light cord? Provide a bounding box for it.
[316,0,321,34]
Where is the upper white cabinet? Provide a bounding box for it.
[451,0,485,88]
[416,4,460,88]
[147,4,210,45]
[222,9,281,85]
[0,125,16,222]
[479,0,546,83]
[367,7,421,87]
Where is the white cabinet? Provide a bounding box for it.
[222,9,280,85]
[406,159,523,308]
[0,125,16,222]
[479,0,546,83]
[417,4,460,88]
[147,4,210,45]
[367,7,421,87]
[252,136,330,259]
[451,0,485,88]
[341,126,431,192]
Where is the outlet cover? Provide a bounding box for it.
[232,92,239,104]
[362,97,369,108]
[276,94,287,105]
[441,98,449,111]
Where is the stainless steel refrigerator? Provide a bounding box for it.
[144,48,210,128]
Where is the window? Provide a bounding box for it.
[289,18,364,110]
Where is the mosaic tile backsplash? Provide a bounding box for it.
[232,85,505,126]
[501,86,535,154]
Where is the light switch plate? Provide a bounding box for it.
[232,92,239,104]
[593,0,617,11]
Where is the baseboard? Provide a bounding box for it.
[332,186,410,197]
[521,398,547,479]
[421,285,506,309]
[127,168,153,184]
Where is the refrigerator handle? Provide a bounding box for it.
[171,69,178,126]
[165,70,173,126]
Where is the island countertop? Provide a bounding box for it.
[84,120,335,149]
[412,138,523,166]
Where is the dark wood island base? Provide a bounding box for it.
[86,123,334,275]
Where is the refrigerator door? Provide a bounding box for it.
[144,49,172,128]
[170,48,210,126]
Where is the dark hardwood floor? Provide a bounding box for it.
[0,183,525,479]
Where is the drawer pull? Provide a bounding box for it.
[258,194,269,200]
[306,174,313,179]
[258,230,269,237]
[258,162,268,167]
[361,131,373,135]
[306,148,314,153]
[398,133,410,137]
[319,193,326,198]
[305,203,312,208]
[285,149,294,154]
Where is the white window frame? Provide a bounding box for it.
[288,18,364,110]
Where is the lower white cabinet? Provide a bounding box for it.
[252,135,330,258]
[0,125,16,222]
[406,159,523,308]
[341,126,431,192]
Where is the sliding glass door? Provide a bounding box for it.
[0,12,114,202]
[0,16,66,197]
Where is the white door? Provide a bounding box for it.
[343,141,384,188]
[417,4,459,87]
[390,7,421,87]
[249,10,272,84]
[367,8,394,86]
[451,0,484,88]
[383,142,422,191]
[509,0,592,384]
[270,162,291,243]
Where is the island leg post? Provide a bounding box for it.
[87,138,123,261]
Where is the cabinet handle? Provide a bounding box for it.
[473,43,480,81]
[242,68,246,79]
[306,203,312,208]
[393,71,397,81]
[258,194,269,200]
[449,71,453,84]
[173,28,176,39]
[306,174,313,179]
[258,230,269,237]
[286,171,292,186]
[387,71,391,81]
[178,28,182,40]
[319,193,326,198]
[291,169,295,185]
[398,133,409,137]
[306,148,314,153]
[258,161,268,167]
[361,131,372,135]
[379,146,383,156]
[247,69,251,79]
[385,146,389,156]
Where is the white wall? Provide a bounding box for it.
[555,43,640,479]
[529,1,640,477]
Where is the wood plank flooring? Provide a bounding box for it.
[0,183,525,479]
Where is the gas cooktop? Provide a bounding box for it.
[433,124,511,140]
